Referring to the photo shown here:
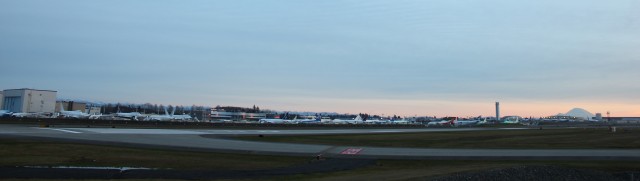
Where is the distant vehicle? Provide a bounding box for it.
[58,103,91,119]
[0,110,11,117]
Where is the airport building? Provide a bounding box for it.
[1,88,57,113]
[56,101,87,113]
[210,111,266,121]
[546,108,597,121]
[210,106,266,121]
[86,107,101,115]
[605,117,640,124]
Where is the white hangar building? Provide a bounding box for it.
[1,88,57,113]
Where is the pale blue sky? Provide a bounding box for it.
[1,0,639,116]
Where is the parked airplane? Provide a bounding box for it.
[171,114,193,121]
[455,118,487,126]
[146,107,173,121]
[259,118,292,124]
[10,112,39,118]
[114,107,143,120]
[426,118,456,127]
[58,103,91,119]
[477,118,489,124]
[503,117,520,124]
[259,112,296,124]
[88,114,106,120]
[294,116,322,124]
[332,115,364,124]
[167,107,192,121]
[115,112,143,120]
[365,118,390,124]
[145,107,193,121]
[391,118,410,124]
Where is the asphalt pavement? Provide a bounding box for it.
[2,124,640,160]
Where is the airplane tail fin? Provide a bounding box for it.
[354,115,362,121]
[171,107,176,116]
[59,103,65,112]
[164,107,169,116]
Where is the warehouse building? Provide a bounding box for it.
[606,117,640,124]
[210,106,266,121]
[56,101,87,113]
[210,111,266,121]
[1,88,57,113]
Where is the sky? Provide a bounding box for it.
[1,0,639,117]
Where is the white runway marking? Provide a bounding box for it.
[36,128,82,134]
[69,128,205,134]
[257,130,281,133]
[225,130,246,132]
[371,130,401,133]
[340,148,363,155]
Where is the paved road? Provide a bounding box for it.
[2,124,639,160]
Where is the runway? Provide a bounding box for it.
[2,124,639,160]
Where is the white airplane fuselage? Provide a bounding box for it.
[59,110,91,119]
[259,119,292,124]
[115,112,143,120]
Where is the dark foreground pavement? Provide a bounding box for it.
[0,158,375,180]
[431,165,640,181]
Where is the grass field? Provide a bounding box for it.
[238,128,640,149]
[0,138,307,170]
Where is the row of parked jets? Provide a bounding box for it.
[259,116,506,126]
[1,106,525,126]
[0,104,193,121]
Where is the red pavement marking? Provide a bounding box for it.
[340,148,363,155]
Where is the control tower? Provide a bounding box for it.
[495,102,500,121]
